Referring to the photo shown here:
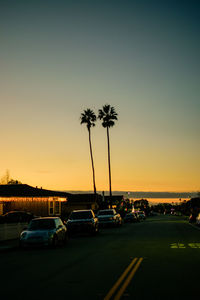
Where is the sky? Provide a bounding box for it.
[0,0,199,192]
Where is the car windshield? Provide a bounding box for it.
[69,211,93,220]
[98,210,114,216]
[28,219,55,230]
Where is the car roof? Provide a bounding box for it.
[71,210,92,213]
[31,217,60,221]
[4,211,31,214]
[3,211,32,216]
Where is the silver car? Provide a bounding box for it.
[19,217,67,248]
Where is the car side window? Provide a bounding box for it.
[56,218,63,227]
[55,219,59,228]
[58,218,63,226]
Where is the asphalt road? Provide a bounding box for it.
[1,215,200,300]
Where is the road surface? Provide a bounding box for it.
[1,215,200,299]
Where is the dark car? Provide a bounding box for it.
[137,211,146,220]
[196,213,200,226]
[66,210,99,235]
[20,217,68,248]
[97,209,122,227]
[0,211,34,223]
[124,212,139,223]
[189,213,197,223]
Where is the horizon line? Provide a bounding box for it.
[61,190,198,194]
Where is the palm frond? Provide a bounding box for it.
[98,104,118,128]
[80,109,97,129]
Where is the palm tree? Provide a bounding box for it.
[80,109,97,194]
[98,104,118,197]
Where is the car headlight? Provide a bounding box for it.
[21,232,27,239]
[48,231,54,238]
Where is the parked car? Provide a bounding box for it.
[124,212,139,223]
[0,211,35,223]
[19,217,67,248]
[66,210,99,235]
[137,211,146,220]
[97,209,122,227]
[173,211,182,216]
[149,211,158,216]
[189,213,197,223]
[195,213,200,226]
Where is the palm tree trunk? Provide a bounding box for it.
[88,128,96,194]
[107,126,112,197]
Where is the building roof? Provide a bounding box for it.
[0,184,71,198]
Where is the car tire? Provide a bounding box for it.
[63,233,68,245]
[52,235,58,247]
[19,241,24,249]
[91,226,99,236]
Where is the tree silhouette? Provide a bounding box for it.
[80,109,97,194]
[98,104,118,197]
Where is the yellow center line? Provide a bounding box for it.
[104,257,138,300]
[114,257,143,300]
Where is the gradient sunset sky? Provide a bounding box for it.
[0,0,199,192]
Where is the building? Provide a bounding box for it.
[0,184,101,217]
[0,184,70,216]
[103,195,124,209]
[66,193,101,214]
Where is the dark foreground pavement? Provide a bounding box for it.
[1,215,200,300]
[0,238,19,252]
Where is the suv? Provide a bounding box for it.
[66,210,99,235]
[97,209,122,227]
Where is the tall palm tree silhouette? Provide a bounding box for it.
[98,104,118,197]
[80,109,97,194]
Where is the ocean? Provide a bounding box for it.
[132,198,190,205]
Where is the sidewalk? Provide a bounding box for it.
[0,238,19,252]
[0,222,27,253]
[0,222,27,241]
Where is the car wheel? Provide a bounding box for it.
[52,235,58,247]
[19,240,24,249]
[63,233,68,245]
[91,226,98,236]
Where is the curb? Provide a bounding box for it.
[0,239,19,253]
[188,223,200,231]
